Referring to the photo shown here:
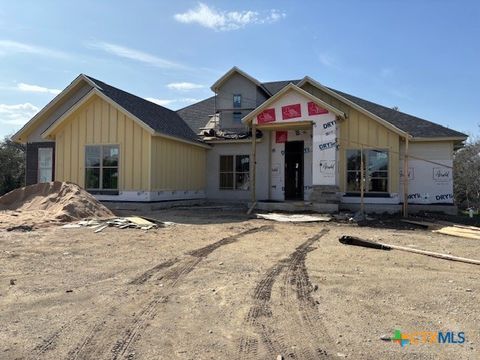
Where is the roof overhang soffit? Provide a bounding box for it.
[241,83,346,125]
[42,88,156,139]
[12,74,101,143]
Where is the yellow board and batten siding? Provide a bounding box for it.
[53,95,152,191]
[301,83,400,193]
[150,136,206,191]
[51,93,207,193]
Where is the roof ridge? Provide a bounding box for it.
[84,75,179,115]
[176,95,215,112]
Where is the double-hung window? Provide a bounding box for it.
[346,149,388,193]
[219,155,250,190]
[233,94,242,108]
[85,145,119,193]
[38,148,53,182]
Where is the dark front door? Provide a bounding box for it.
[284,141,304,200]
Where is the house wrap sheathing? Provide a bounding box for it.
[13,67,467,213]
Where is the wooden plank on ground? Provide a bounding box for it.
[433,226,480,240]
[400,219,439,229]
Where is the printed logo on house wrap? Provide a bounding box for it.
[318,141,337,151]
[433,168,451,182]
[390,329,465,347]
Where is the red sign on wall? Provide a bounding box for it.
[308,101,329,116]
[282,103,301,120]
[275,131,288,143]
[257,108,276,124]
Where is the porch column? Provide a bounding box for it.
[251,123,257,202]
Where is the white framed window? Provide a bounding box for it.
[219,155,250,190]
[85,145,119,192]
[38,148,53,183]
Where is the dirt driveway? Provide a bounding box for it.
[0,208,478,359]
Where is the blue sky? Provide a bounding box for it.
[0,0,479,139]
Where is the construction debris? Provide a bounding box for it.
[339,235,480,265]
[0,181,114,229]
[62,216,174,232]
[256,213,331,223]
[433,225,480,240]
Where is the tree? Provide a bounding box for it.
[453,138,480,209]
[0,136,25,196]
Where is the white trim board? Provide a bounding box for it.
[94,190,206,202]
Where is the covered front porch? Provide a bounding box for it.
[244,83,346,209]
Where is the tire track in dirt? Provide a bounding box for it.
[240,228,331,359]
[280,232,332,359]
[67,224,273,360]
[129,258,178,285]
[32,319,74,356]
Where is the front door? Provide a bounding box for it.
[284,141,304,200]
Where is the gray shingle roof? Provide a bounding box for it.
[327,87,467,138]
[176,96,216,133]
[264,79,466,139]
[262,80,301,95]
[85,75,203,144]
[104,72,463,140]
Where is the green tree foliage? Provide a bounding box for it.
[0,136,25,196]
[454,139,480,209]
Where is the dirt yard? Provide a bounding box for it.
[0,208,478,359]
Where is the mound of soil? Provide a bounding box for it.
[0,182,114,229]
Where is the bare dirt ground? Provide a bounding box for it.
[0,208,478,359]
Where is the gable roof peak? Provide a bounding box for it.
[210,66,270,94]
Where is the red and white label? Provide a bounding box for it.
[281,104,301,120]
[275,131,288,143]
[308,101,329,116]
[257,108,276,124]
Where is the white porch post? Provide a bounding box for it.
[251,123,257,202]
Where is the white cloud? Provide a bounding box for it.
[167,82,204,91]
[86,41,184,69]
[318,52,336,68]
[146,97,200,107]
[0,103,39,125]
[0,40,69,58]
[17,83,61,95]
[174,3,286,31]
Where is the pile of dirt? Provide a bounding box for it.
[0,182,114,229]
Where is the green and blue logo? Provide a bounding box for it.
[391,329,465,347]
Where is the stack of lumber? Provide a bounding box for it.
[401,218,480,240]
[433,225,480,240]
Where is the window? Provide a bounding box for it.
[85,145,119,193]
[219,155,250,190]
[38,148,53,182]
[346,149,388,193]
[233,111,242,123]
[233,94,242,108]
